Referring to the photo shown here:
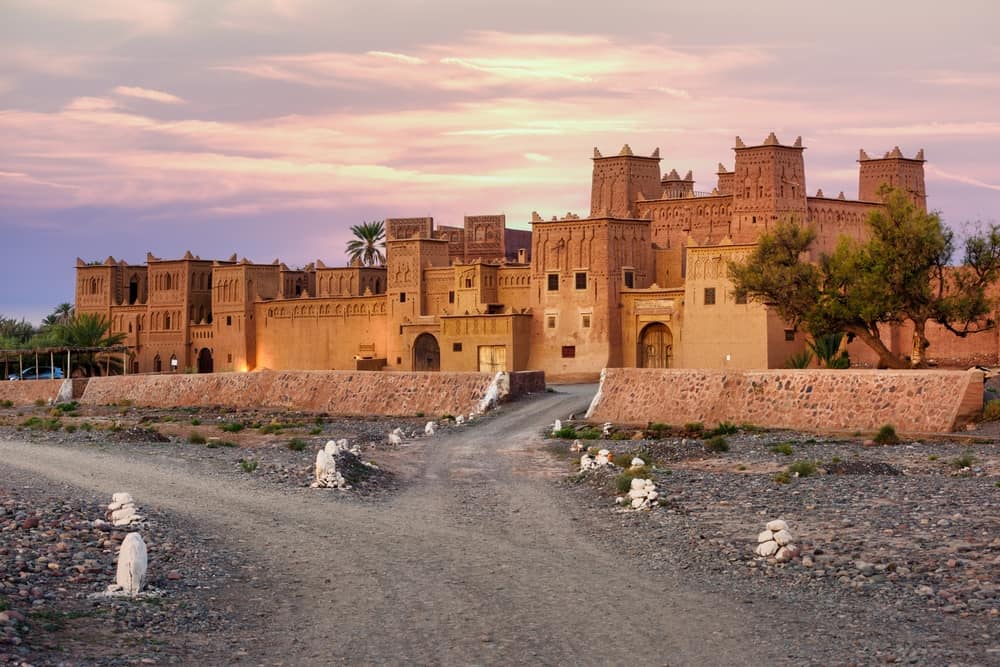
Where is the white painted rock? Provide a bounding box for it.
[630,478,647,491]
[646,491,659,501]
[552,419,562,433]
[569,439,584,452]
[580,455,596,471]
[757,530,774,544]
[111,492,134,506]
[112,508,143,527]
[602,422,613,436]
[387,432,402,446]
[455,415,465,425]
[756,540,779,557]
[766,519,788,532]
[774,529,795,546]
[467,413,475,422]
[425,421,436,435]
[628,488,648,500]
[630,497,647,510]
[315,449,333,482]
[116,532,147,595]
[630,457,645,467]
[776,544,800,562]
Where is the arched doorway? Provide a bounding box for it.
[413,333,441,371]
[197,348,213,373]
[638,323,673,368]
[153,354,162,373]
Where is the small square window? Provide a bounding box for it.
[704,287,716,305]
[784,329,796,342]
[448,291,455,304]
[546,315,556,329]
[624,271,634,289]
[395,356,402,365]
[582,314,591,328]
[575,272,587,289]
[226,315,232,326]
[453,342,462,352]
[547,274,559,291]
[561,345,576,358]
[399,292,407,303]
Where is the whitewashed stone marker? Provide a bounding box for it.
[425,421,436,435]
[116,532,148,596]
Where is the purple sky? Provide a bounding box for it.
[2,0,999,324]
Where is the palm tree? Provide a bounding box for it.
[41,302,74,329]
[346,220,386,266]
[807,332,851,369]
[52,313,127,376]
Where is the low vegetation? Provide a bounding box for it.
[188,432,207,445]
[705,436,729,453]
[287,438,307,451]
[771,442,794,456]
[873,424,901,445]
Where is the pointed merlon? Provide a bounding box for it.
[816,188,825,197]
[315,259,327,269]
[279,262,289,270]
[651,147,660,158]
[889,146,904,158]
[838,191,846,200]
[915,148,925,160]
[182,250,194,260]
[735,136,746,148]
[711,187,720,195]
[531,211,543,222]
[793,136,803,147]
[683,170,693,181]
[593,147,602,158]
[104,256,116,265]
[666,168,680,180]
[717,162,729,173]
[619,144,633,156]
[763,131,780,146]
[228,253,238,262]
[859,148,870,161]
[76,257,84,266]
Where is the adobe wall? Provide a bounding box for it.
[0,380,65,406]
[586,368,984,434]
[79,369,543,416]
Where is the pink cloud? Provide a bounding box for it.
[113,86,185,104]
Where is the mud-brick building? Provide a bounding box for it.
[75,133,999,381]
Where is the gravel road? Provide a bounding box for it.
[1,386,996,665]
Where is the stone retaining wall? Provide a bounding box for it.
[0,380,66,406]
[80,370,544,416]
[586,368,984,434]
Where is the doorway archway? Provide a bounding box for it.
[638,322,673,368]
[412,333,441,371]
[197,348,213,374]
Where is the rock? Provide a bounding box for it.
[766,519,788,532]
[20,516,39,530]
[115,532,147,596]
[757,530,774,543]
[630,457,646,467]
[166,570,182,580]
[774,529,795,546]
[424,421,436,436]
[455,415,465,425]
[756,540,779,557]
[776,544,800,562]
[552,419,562,434]
[387,431,402,446]
[111,492,134,506]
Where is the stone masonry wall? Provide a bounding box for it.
[587,368,984,434]
[80,370,541,416]
[0,380,66,406]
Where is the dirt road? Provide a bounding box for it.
[1,387,805,665]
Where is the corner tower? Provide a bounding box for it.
[731,133,807,242]
[858,147,927,212]
[590,145,662,218]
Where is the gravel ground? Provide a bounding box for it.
[1,395,998,665]
[550,422,999,665]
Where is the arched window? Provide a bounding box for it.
[164,313,171,330]
[164,273,172,290]
[90,277,98,294]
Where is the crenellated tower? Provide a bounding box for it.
[590,145,662,218]
[858,147,927,212]
[730,133,808,242]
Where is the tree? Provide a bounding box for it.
[51,313,126,376]
[41,302,74,329]
[807,332,850,369]
[730,187,1000,369]
[0,316,36,347]
[345,220,386,266]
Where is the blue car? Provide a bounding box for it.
[6,367,65,381]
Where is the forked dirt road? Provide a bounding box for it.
[2,386,803,665]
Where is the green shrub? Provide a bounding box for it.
[308,427,323,435]
[646,422,671,438]
[220,422,245,433]
[42,418,61,431]
[80,421,93,431]
[873,424,900,445]
[787,460,817,477]
[190,418,202,426]
[34,398,46,407]
[773,471,792,484]
[983,399,1000,421]
[614,466,652,494]
[239,459,258,473]
[706,421,738,437]
[951,451,976,469]
[55,401,79,413]
[188,432,207,445]
[683,422,704,436]
[928,454,938,461]
[705,436,729,453]
[786,350,813,369]
[553,427,578,439]
[415,412,424,418]
[21,416,42,428]
[287,438,307,451]
[0,399,13,408]
[63,424,77,434]
[578,428,602,440]
[770,442,794,456]
[258,422,284,435]
[610,432,630,441]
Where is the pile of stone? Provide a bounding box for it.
[424,421,436,435]
[569,439,584,452]
[580,448,614,471]
[755,519,801,562]
[106,492,144,528]
[616,477,659,510]
[312,439,377,490]
[387,427,404,446]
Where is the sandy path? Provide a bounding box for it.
[0,387,787,665]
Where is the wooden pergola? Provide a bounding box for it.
[0,345,133,380]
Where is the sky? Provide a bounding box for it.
[2,0,999,325]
